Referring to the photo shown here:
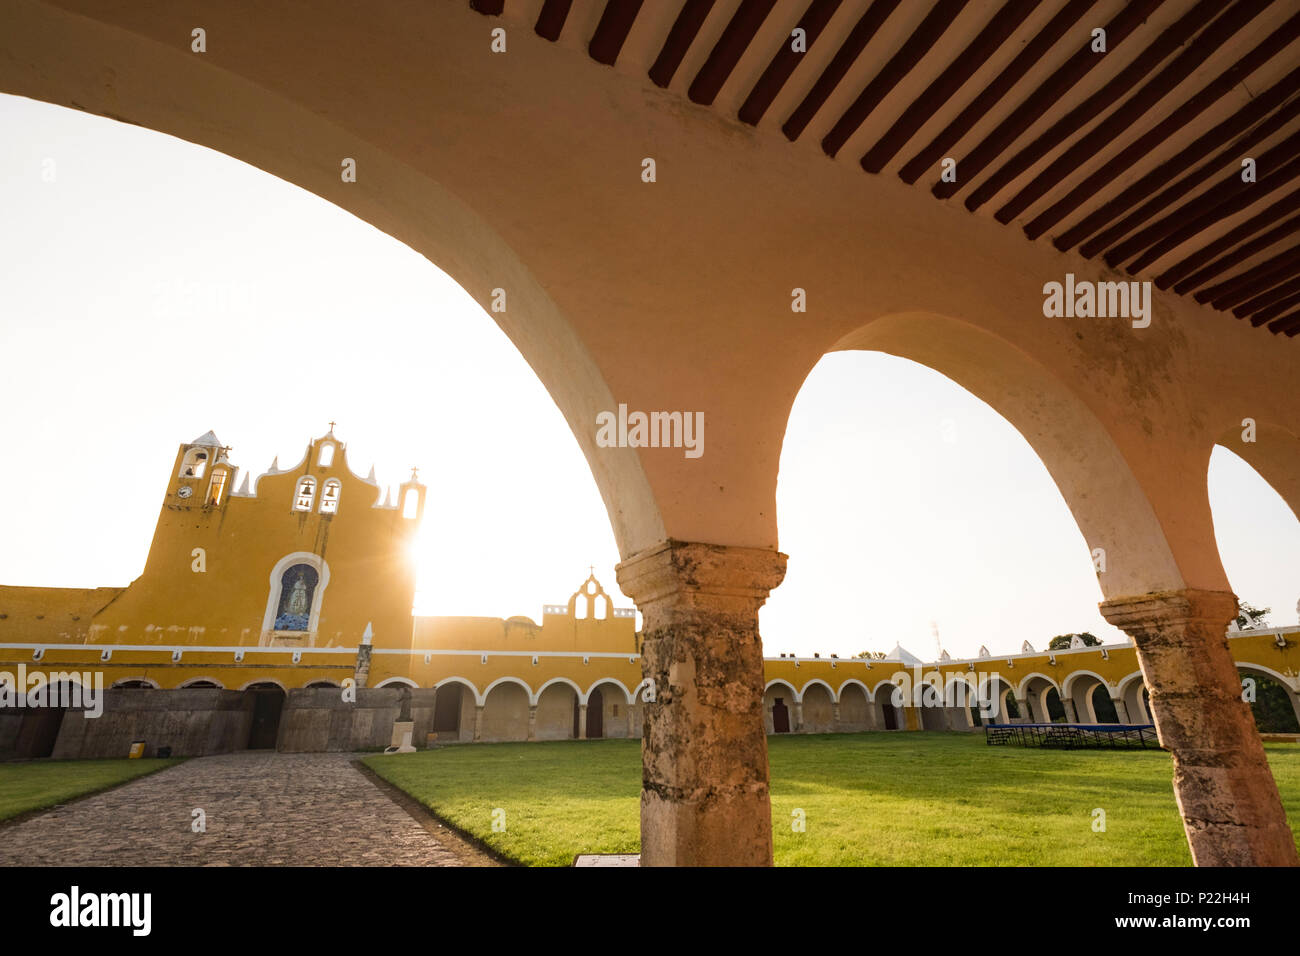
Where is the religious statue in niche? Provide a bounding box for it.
[274,565,319,631]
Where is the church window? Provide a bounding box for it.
[318,443,335,467]
[320,479,341,514]
[207,470,228,506]
[273,564,319,632]
[402,488,419,519]
[294,477,316,511]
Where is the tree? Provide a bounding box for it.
[854,651,888,660]
[1048,632,1099,650]
[1234,602,1270,631]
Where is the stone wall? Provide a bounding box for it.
[51,688,253,759]
[277,687,436,752]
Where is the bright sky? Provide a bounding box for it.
[2,94,1297,660]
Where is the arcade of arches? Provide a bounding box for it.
[3,0,1300,867]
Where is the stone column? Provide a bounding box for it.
[1015,697,1033,723]
[627,705,637,739]
[472,703,484,743]
[616,539,787,867]
[1112,697,1131,723]
[527,704,538,741]
[1101,589,1298,866]
[792,700,805,733]
[578,703,588,740]
[831,701,841,733]
[1062,699,1079,723]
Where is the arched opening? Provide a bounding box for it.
[1239,668,1300,734]
[838,682,872,731]
[1021,676,1065,723]
[763,681,797,734]
[432,681,474,742]
[293,476,316,512]
[1091,685,1120,724]
[534,681,577,742]
[916,680,946,731]
[480,681,530,743]
[800,682,834,733]
[586,681,632,739]
[874,683,904,731]
[585,687,604,739]
[244,682,286,750]
[319,478,341,514]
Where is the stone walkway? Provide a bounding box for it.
[0,752,494,866]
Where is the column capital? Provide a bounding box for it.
[1099,588,1237,635]
[615,539,787,615]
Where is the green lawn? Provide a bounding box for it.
[363,733,1300,866]
[0,759,182,822]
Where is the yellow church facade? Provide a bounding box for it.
[1,428,1297,758]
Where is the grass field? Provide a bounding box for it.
[0,759,182,822]
[364,733,1300,866]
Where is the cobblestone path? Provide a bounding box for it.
[0,752,491,866]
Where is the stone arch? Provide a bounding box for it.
[870,679,906,731]
[111,677,159,689]
[534,676,582,705]
[374,677,418,689]
[0,7,666,560]
[1115,671,1150,724]
[798,678,836,703]
[238,677,287,692]
[829,312,1193,598]
[1062,670,1111,724]
[1214,421,1300,523]
[585,679,636,739]
[432,677,478,742]
[1017,673,1064,723]
[534,678,578,742]
[178,677,224,689]
[480,678,531,743]
[977,674,1018,724]
[837,680,873,732]
[799,681,835,733]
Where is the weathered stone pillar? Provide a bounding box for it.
[1101,589,1298,866]
[831,701,841,733]
[472,703,484,743]
[1062,699,1079,723]
[1015,697,1033,723]
[792,699,805,733]
[616,540,787,867]
[527,704,538,741]
[1112,697,1131,723]
[578,703,588,740]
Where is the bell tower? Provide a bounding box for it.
[170,430,234,508]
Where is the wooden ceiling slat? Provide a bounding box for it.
[535,0,574,41]
[689,0,779,106]
[821,0,968,159]
[1164,194,1300,293]
[931,0,1166,201]
[897,0,1097,185]
[1234,274,1300,318]
[470,0,505,14]
[1058,66,1300,255]
[1197,245,1300,310]
[1023,9,1300,238]
[739,0,842,126]
[1241,285,1300,324]
[591,0,647,67]
[649,0,715,86]
[1267,308,1300,335]
[958,0,1231,212]
[1082,96,1300,261]
[1102,127,1300,269]
[860,0,1035,174]
[782,0,902,142]
[1126,155,1300,274]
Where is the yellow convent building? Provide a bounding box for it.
[1,428,1297,760]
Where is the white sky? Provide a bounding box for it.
[2,94,1297,660]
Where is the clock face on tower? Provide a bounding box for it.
[177,486,193,499]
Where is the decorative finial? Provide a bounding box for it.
[589,565,595,578]
[410,466,419,482]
